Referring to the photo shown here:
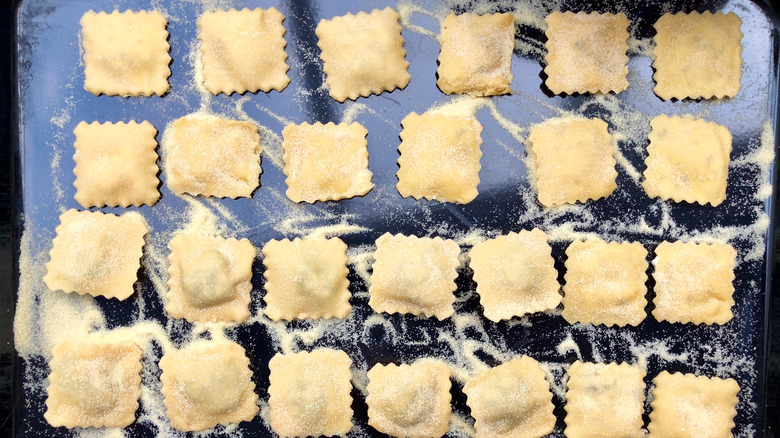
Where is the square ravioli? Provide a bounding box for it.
[652,241,737,325]
[544,12,629,95]
[199,7,290,95]
[649,371,739,438]
[565,362,646,438]
[642,115,732,206]
[268,349,353,437]
[81,10,170,97]
[73,121,160,208]
[653,12,743,100]
[159,340,258,431]
[166,233,256,324]
[262,237,351,321]
[163,114,261,198]
[367,359,451,438]
[527,117,617,207]
[45,340,142,428]
[281,122,374,203]
[469,228,561,322]
[44,209,148,300]
[463,356,555,438]
[562,238,648,326]
[437,12,515,97]
[316,7,411,102]
[369,233,460,320]
[397,112,483,204]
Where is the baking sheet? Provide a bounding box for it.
[13,0,779,436]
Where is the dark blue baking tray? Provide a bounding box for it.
[10,0,780,436]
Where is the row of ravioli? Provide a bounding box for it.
[45,209,738,327]
[81,7,743,102]
[73,111,733,210]
[45,340,741,436]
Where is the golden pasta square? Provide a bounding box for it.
[527,117,617,207]
[166,233,256,324]
[262,237,351,321]
[268,349,353,437]
[464,356,556,438]
[163,114,261,198]
[44,340,142,428]
[642,115,732,206]
[366,359,451,438]
[159,340,258,431]
[316,7,411,102]
[652,241,737,325]
[437,12,515,97]
[469,228,561,322]
[81,10,170,97]
[653,12,743,100]
[281,122,374,203]
[198,7,290,95]
[562,238,648,326]
[649,371,739,438]
[73,121,160,208]
[397,111,483,204]
[544,12,629,95]
[369,233,460,320]
[565,362,646,438]
[44,209,148,300]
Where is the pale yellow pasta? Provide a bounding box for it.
[44,209,148,300]
[262,237,351,321]
[369,233,460,320]
[159,339,258,432]
[366,359,451,438]
[397,112,483,204]
[198,7,290,95]
[437,12,515,97]
[45,340,143,428]
[268,349,353,437]
[282,122,374,203]
[463,356,555,438]
[166,233,255,324]
[652,241,736,325]
[469,228,561,321]
[81,10,170,97]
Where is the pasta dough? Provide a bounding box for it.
[282,122,374,203]
[565,362,645,438]
[642,115,732,206]
[463,356,555,438]
[544,12,629,95]
[469,228,561,321]
[268,349,353,437]
[527,117,617,207]
[316,8,411,102]
[73,121,160,208]
[369,233,460,320]
[648,371,739,438]
[366,359,451,438]
[562,238,648,326]
[198,7,290,95]
[397,111,483,204]
[45,340,143,428]
[653,12,743,100]
[262,237,351,321]
[437,12,515,97]
[166,233,255,323]
[652,241,737,325]
[44,209,148,300]
[159,340,258,431]
[81,10,170,97]
[163,114,262,198]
